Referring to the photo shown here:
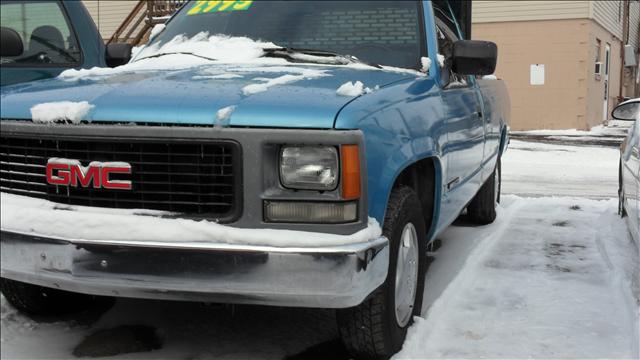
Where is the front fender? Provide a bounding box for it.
[334,77,445,228]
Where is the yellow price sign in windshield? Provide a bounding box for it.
[187,0,253,15]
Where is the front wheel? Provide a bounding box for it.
[337,186,427,360]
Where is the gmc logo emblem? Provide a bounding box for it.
[46,158,132,190]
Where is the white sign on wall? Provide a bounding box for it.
[530,64,545,85]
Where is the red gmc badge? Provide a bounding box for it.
[46,158,132,190]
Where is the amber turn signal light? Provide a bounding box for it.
[341,145,361,200]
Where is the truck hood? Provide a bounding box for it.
[0,63,414,128]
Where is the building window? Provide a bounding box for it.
[595,38,602,80]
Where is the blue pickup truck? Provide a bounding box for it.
[0,1,509,358]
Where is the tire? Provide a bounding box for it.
[1,278,110,316]
[468,157,501,225]
[337,186,427,360]
[619,162,627,218]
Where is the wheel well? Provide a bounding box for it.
[392,158,436,236]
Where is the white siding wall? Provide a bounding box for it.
[472,1,590,23]
[82,0,138,40]
[629,1,640,48]
[590,0,624,40]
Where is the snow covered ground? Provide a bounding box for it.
[509,121,630,147]
[501,140,620,199]
[397,196,638,359]
[1,139,638,359]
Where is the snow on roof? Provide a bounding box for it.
[30,101,94,124]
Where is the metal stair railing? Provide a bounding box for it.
[108,0,188,45]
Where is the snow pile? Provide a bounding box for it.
[135,32,276,63]
[336,81,364,97]
[148,24,166,41]
[29,101,94,124]
[193,73,243,80]
[215,105,236,126]
[420,57,432,73]
[243,72,322,95]
[335,81,370,97]
[0,193,382,248]
[59,33,281,81]
[238,66,329,95]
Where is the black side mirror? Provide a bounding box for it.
[105,43,132,67]
[452,40,497,76]
[611,99,639,121]
[1,27,24,57]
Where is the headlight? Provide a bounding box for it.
[280,146,338,190]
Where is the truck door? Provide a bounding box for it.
[436,18,485,193]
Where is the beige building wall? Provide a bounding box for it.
[585,20,623,128]
[473,19,589,130]
[474,19,624,130]
[82,0,138,41]
[473,0,632,130]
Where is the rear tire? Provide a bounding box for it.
[1,278,110,316]
[619,162,627,218]
[468,158,501,225]
[337,187,427,360]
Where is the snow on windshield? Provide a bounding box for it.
[59,33,424,83]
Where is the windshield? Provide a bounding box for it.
[149,0,425,69]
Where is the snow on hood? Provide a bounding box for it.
[30,101,94,124]
[0,193,382,248]
[1,64,416,128]
[1,33,425,127]
[336,81,374,97]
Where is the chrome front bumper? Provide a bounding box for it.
[0,231,389,308]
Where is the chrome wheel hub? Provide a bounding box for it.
[394,222,419,327]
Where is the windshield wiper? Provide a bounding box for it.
[134,52,218,63]
[262,47,382,69]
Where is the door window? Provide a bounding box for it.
[434,17,467,87]
[0,0,81,66]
